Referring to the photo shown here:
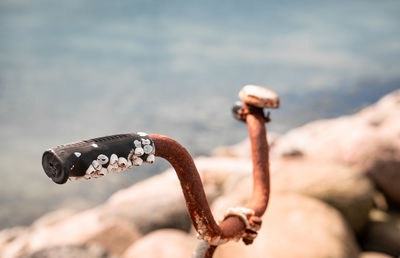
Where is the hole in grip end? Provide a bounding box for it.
[42,132,155,184]
[42,150,70,184]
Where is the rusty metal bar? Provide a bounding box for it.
[202,103,271,256]
[245,104,270,216]
[42,85,278,258]
[152,102,271,257]
[149,134,222,241]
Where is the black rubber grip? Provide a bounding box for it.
[42,132,155,184]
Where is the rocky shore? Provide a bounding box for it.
[1,90,399,258]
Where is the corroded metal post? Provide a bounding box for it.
[41,85,279,258]
[198,85,279,257]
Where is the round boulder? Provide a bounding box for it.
[20,243,110,258]
[214,193,360,258]
[361,209,400,257]
[105,171,192,234]
[272,158,375,232]
[359,252,393,258]
[122,229,196,258]
[365,147,400,206]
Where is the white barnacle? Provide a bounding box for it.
[127,159,133,168]
[109,154,118,165]
[143,144,153,154]
[112,166,122,173]
[98,167,108,176]
[97,154,109,165]
[107,163,118,173]
[141,138,151,145]
[91,143,98,148]
[92,160,102,170]
[91,172,102,178]
[146,154,155,163]
[133,157,143,166]
[107,165,112,173]
[84,174,91,179]
[118,157,128,168]
[86,165,96,175]
[74,152,81,157]
[138,132,147,136]
[135,147,144,156]
[134,140,142,148]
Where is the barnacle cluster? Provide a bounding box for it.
[80,136,155,180]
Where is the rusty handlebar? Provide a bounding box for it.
[41,85,279,258]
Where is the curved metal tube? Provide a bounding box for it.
[151,103,271,257]
[42,90,272,258]
[246,105,271,216]
[150,134,222,241]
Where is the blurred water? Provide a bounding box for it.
[0,0,399,229]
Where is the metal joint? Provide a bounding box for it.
[221,207,262,245]
[232,102,271,124]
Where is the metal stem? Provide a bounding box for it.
[150,103,271,257]
[150,134,222,240]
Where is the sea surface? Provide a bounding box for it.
[0,0,399,229]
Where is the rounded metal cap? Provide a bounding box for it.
[239,85,279,109]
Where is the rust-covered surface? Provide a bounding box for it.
[153,88,276,257]
[201,100,273,257]
[150,134,222,244]
[42,85,278,258]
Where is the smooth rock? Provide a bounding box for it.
[271,90,400,205]
[214,193,360,258]
[0,208,141,257]
[122,229,196,258]
[210,177,253,222]
[106,171,192,234]
[272,158,375,232]
[361,209,400,257]
[365,149,400,206]
[194,156,252,196]
[211,131,280,159]
[27,208,106,251]
[20,243,111,258]
[359,252,393,258]
[84,219,141,255]
[32,209,76,228]
[211,156,375,233]
[0,227,30,258]
[272,90,400,163]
